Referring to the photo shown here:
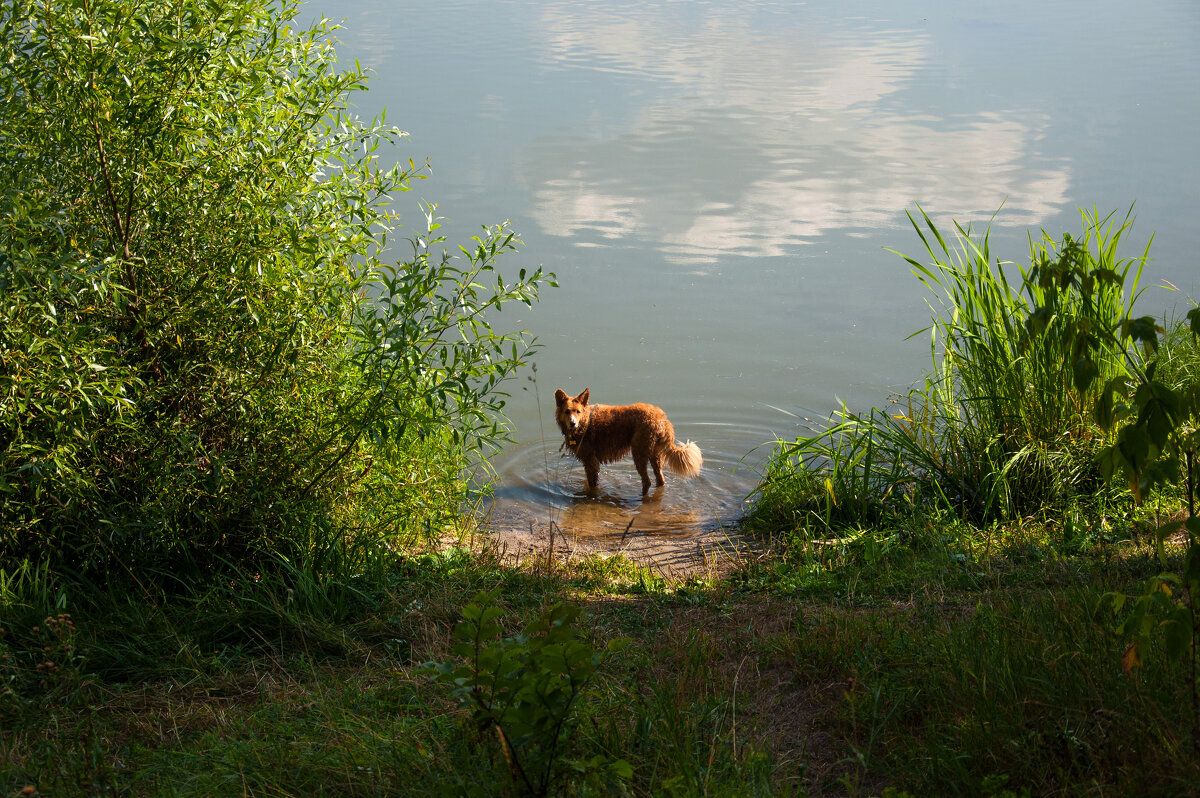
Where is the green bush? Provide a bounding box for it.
[0,0,551,577]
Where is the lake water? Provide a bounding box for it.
[323,0,1200,549]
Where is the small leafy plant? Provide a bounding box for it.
[424,589,631,796]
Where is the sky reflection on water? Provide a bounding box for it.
[326,0,1200,534]
[524,2,1072,264]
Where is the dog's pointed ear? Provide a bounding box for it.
[578,387,589,405]
[554,388,567,406]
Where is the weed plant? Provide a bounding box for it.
[1128,309,1200,514]
[424,589,634,795]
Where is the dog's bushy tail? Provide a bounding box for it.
[664,441,703,479]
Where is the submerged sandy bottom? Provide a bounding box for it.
[480,457,765,578]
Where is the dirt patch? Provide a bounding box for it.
[597,597,871,795]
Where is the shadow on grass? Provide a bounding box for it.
[1,530,1197,796]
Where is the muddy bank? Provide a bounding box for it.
[481,481,765,578]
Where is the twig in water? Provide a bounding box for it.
[618,518,635,548]
[527,362,559,528]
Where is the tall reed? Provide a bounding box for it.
[750,208,1153,534]
[907,206,1147,444]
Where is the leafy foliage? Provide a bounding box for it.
[0,0,551,576]
[425,589,632,796]
[1031,235,1200,749]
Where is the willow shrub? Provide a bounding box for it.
[750,208,1151,536]
[0,0,551,577]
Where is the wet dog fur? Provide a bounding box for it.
[554,387,702,494]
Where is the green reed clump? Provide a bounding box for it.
[751,207,1152,538]
[1154,306,1200,392]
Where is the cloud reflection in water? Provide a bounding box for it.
[526,2,1070,264]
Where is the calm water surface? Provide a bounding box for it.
[323,0,1200,540]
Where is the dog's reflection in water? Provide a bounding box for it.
[557,487,703,542]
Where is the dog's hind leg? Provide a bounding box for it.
[650,454,665,488]
[632,451,652,495]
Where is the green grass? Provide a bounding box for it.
[0,546,776,796]
[1155,307,1200,393]
[2,512,1196,797]
[6,2,1197,791]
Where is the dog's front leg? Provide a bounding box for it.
[584,461,600,492]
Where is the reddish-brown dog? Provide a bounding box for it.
[554,387,702,494]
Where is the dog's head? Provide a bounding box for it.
[554,387,590,444]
